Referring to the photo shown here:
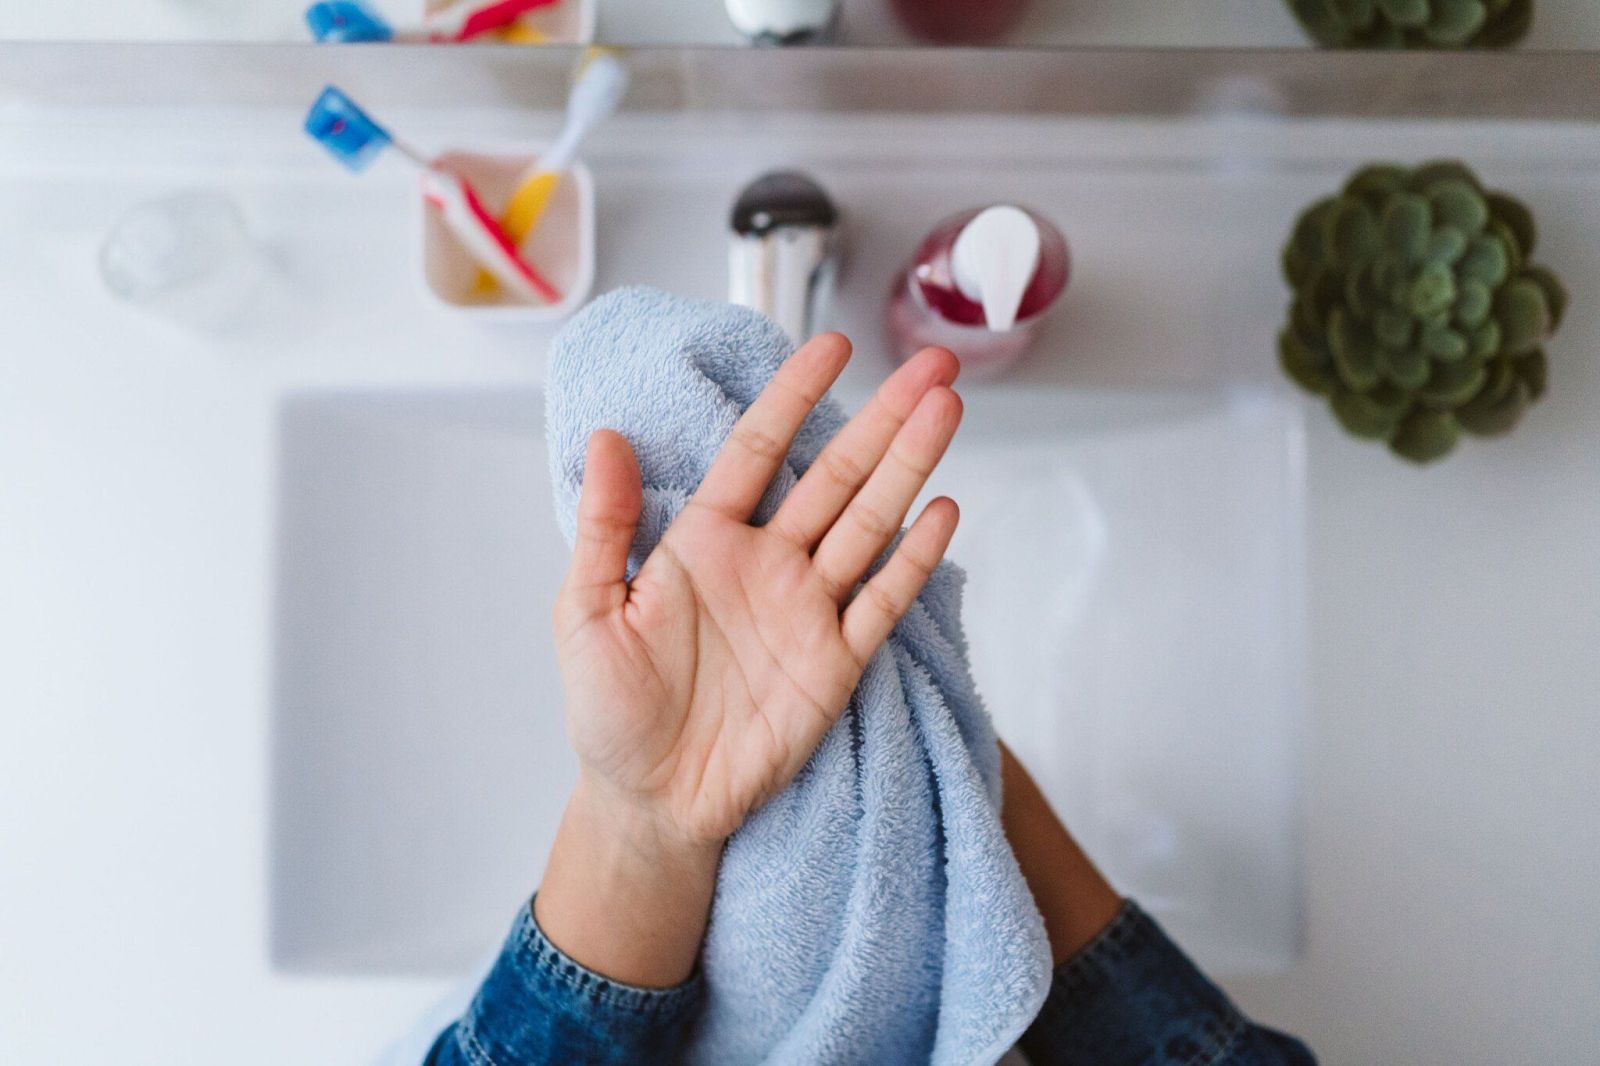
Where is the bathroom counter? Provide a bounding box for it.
[2,108,1597,1064]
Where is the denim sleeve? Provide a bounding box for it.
[424,900,703,1066]
[1020,900,1316,1066]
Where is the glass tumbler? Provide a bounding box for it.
[99,190,268,333]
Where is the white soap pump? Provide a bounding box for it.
[950,205,1042,332]
[887,203,1070,375]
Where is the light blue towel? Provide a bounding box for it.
[546,287,1052,1066]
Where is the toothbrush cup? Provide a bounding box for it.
[419,149,595,321]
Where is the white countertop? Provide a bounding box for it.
[2,109,1597,1064]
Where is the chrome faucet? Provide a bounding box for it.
[728,170,841,346]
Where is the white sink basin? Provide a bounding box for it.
[270,384,1305,977]
[271,389,573,974]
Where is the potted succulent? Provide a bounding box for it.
[1286,0,1532,48]
[1279,160,1566,463]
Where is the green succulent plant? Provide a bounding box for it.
[1279,161,1566,463]
[1287,0,1533,48]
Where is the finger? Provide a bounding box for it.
[811,386,962,600]
[564,429,643,613]
[691,332,851,521]
[769,346,959,548]
[841,497,959,663]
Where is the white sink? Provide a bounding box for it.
[269,384,1305,977]
[271,389,573,974]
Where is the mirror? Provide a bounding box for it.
[11,0,1598,49]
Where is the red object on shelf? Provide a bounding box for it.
[887,0,1030,44]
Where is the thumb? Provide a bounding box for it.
[563,429,643,617]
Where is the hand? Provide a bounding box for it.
[536,335,963,988]
[555,334,964,847]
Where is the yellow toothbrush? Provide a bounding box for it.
[475,49,628,293]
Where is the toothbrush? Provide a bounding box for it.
[303,86,561,305]
[306,0,555,43]
[473,50,627,293]
[502,50,628,248]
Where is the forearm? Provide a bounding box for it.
[998,741,1122,964]
[535,771,723,988]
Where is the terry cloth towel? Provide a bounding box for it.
[546,287,1052,1066]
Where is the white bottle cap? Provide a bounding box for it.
[950,205,1040,332]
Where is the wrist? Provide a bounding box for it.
[568,770,726,875]
[533,773,723,988]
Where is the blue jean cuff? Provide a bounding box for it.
[451,898,704,1066]
[1023,900,1260,1066]
[1049,899,1181,998]
[511,899,704,1016]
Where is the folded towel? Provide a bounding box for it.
[546,287,1052,1066]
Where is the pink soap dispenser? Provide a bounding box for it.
[886,204,1069,377]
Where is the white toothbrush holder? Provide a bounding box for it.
[418,149,596,322]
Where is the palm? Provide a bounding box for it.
[554,336,964,846]
[561,509,860,841]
